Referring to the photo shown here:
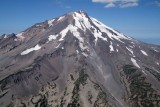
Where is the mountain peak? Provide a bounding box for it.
[15,10,131,44]
[67,10,89,19]
[68,10,86,14]
[74,10,86,14]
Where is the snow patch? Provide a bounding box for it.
[131,42,135,45]
[92,28,107,45]
[154,49,159,52]
[129,45,134,48]
[79,43,88,51]
[65,24,88,51]
[142,70,147,75]
[57,16,65,21]
[48,19,55,27]
[58,27,70,41]
[140,50,148,56]
[116,49,118,52]
[16,32,24,37]
[21,44,41,55]
[16,32,25,40]
[91,17,131,42]
[48,26,70,42]
[73,14,85,30]
[14,39,18,41]
[69,26,86,50]
[50,24,88,51]
[126,47,134,55]
[109,42,114,52]
[48,34,59,42]
[82,52,88,57]
[151,47,159,52]
[36,25,42,27]
[4,35,8,39]
[131,58,140,68]
[74,12,92,30]
[76,50,79,54]
[55,43,61,48]
[58,24,88,51]
[91,18,108,33]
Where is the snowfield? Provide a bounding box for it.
[21,44,41,55]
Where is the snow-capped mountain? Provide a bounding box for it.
[0,10,160,107]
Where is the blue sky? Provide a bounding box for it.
[0,0,160,43]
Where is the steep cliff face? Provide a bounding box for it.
[0,10,160,107]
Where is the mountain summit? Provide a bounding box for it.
[0,11,160,107]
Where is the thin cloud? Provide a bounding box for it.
[154,1,160,6]
[92,0,139,8]
[105,3,116,8]
[146,0,160,7]
[119,2,138,8]
[55,0,71,9]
